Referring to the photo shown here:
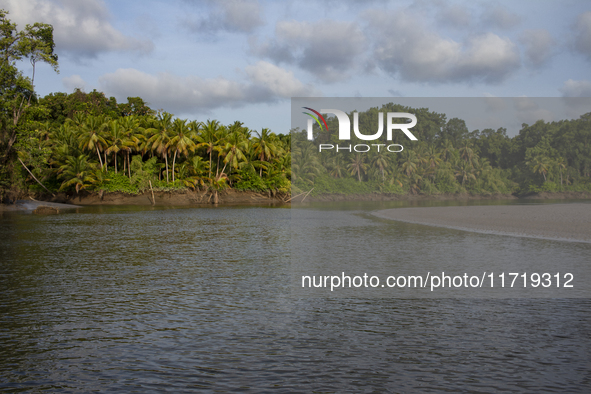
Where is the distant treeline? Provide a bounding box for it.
[292,103,591,196]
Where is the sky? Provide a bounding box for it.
[1,0,590,136]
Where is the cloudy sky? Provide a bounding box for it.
[2,0,590,135]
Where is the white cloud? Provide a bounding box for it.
[573,11,591,62]
[244,61,313,98]
[98,62,318,114]
[560,79,591,97]
[62,74,86,92]
[251,20,367,82]
[183,0,263,34]
[365,10,520,84]
[519,29,557,68]
[1,0,153,58]
[480,4,521,29]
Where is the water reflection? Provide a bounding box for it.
[0,203,589,392]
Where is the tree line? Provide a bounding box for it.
[2,9,590,202]
[292,103,591,196]
[4,89,291,201]
[0,9,290,202]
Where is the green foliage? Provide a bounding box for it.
[130,155,158,191]
[97,170,138,194]
[234,169,268,192]
[1,14,590,205]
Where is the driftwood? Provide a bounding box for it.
[149,180,155,205]
[301,188,315,202]
[284,191,306,203]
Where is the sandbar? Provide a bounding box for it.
[0,200,80,212]
[373,203,591,243]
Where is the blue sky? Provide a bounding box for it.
[2,0,590,135]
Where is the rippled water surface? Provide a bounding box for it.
[1,203,590,392]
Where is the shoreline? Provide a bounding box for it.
[1,190,590,211]
[290,191,591,203]
[373,203,591,243]
[1,189,289,210]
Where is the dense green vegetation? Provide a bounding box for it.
[2,10,590,202]
[292,103,591,197]
[0,10,291,202]
[2,91,291,201]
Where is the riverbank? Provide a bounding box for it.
[373,203,591,243]
[1,189,289,209]
[291,190,591,203]
[292,192,518,203]
[2,190,590,210]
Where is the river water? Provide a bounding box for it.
[1,202,590,392]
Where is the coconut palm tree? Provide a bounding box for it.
[198,119,223,180]
[57,154,96,193]
[219,125,248,177]
[455,160,476,185]
[459,141,476,165]
[146,112,173,182]
[105,120,133,174]
[253,128,281,176]
[440,139,455,162]
[291,143,320,183]
[119,115,145,178]
[348,154,367,182]
[78,115,107,169]
[168,118,195,182]
[401,150,419,177]
[370,152,389,182]
[556,157,567,186]
[328,154,347,179]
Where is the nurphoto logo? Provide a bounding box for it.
[303,107,418,153]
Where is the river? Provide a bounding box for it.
[1,201,589,392]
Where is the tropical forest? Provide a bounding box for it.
[292,103,591,197]
[2,9,591,203]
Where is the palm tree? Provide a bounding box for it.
[440,139,455,162]
[401,150,419,177]
[146,112,173,182]
[105,120,133,173]
[455,161,476,185]
[253,128,281,176]
[425,146,442,169]
[219,125,248,177]
[291,143,321,183]
[389,165,405,188]
[78,115,107,169]
[168,118,195,182]
[527,155,551,182]
[119,115,145,178]
[348,154,367,182]
[370,152,389,182]
[328,154,347,179]
[57,155,96,193]
[189,155,209,187]
[459,141,476,165]
[198,119,222,180]
[556,157,567,186]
